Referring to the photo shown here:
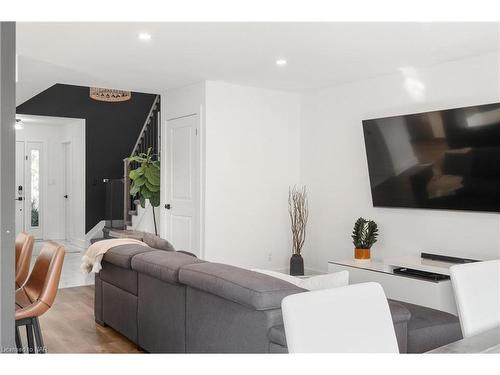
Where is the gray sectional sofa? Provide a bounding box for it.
[94,241,462,353]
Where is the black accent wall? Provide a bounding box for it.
[17,84,157,232]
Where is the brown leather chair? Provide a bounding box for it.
[15,241,65,353]
[15,232,35,288]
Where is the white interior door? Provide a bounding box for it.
[165,115,200,255]
[25,142,43,239]
[15,141,25,234]
[63,142,71,240]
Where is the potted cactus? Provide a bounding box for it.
[351,217,379,260]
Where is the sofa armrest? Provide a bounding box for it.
[388,300,412,323]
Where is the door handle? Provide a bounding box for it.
[64,195,69,199]
[165,204,171,210]
[16,197,23,201]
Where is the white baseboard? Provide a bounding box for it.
[44,233,65,241]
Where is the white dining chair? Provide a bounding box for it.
[281,282,398,353]
[450,259,500,338]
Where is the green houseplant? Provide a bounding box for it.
[128,147,160,235]
[351,217,379,260]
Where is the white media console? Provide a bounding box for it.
[328,256,458,315]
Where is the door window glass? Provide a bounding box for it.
[30,149,40,227]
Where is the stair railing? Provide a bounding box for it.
[123,95,161,226]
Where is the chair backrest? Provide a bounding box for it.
[282,282,398,353]
[450,260,500,338]
[15,232,35,287]
[23,241,65,309]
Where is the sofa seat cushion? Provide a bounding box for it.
[131,250,205,284]
[396,301,462,353]
[102,244,155,269]
[179,263,306,311]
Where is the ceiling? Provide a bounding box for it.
[16,22,500,105]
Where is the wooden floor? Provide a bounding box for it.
[21,286,143,353]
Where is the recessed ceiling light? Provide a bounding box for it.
[138,33,152,41]
[276,59,287,66]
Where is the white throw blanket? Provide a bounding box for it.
[81,238,149,274]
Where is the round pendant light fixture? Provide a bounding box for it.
[89,87,132,102]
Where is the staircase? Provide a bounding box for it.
[97,95,161,241]
[124,95,161,227]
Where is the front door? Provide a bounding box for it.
[15,141,25,234]
[165,115,200,255]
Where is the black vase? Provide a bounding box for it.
[290,254,304,276]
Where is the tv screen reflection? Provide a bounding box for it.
[362,102,500,213]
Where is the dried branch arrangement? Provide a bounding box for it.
[288,186,309,255]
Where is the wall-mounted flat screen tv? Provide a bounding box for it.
[362,102,500,213]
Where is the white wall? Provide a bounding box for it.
[16,115,85,246]
[300,52,500,272]
[204,81,301,269]
[161,81,301,269]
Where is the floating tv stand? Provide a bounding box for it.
[328,254,462,315]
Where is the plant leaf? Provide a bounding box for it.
[144,166,160,185]
[149,193,160,207]
[145,179,160,192]
[134,175,146,187]
[141,187,152,199]
[130,183,141,196]
[128,155,147,163]
[129,168,144,180]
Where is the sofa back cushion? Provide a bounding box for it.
[131,250,205,284]
[179,263,305,311]
[102,244,156,269]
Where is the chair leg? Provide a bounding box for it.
[32,317,45,354]
[15,326,23,353]
[25,322,35,354]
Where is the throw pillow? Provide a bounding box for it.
[143,232,176,252]
[251,268,349,291]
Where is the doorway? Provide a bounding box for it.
[15,115,86,248]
